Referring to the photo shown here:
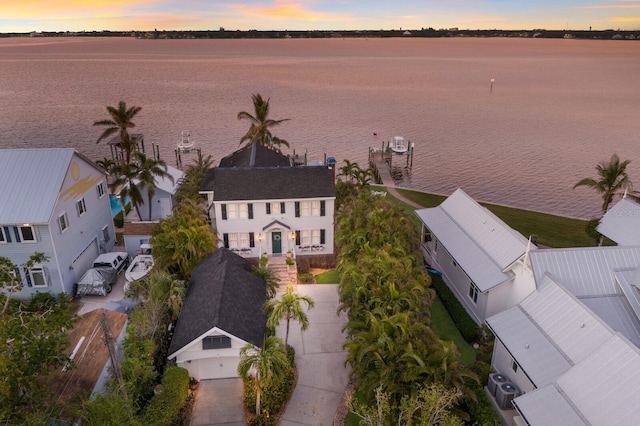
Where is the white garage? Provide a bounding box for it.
[72,238,99,281]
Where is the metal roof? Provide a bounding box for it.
[580,294,640,348]
[514,385,585,426]
[529,246,640,297]
[0,148,76,224]
[487,276,614,387]
[556,333,640,425]
[597,197,640,246]
[415,188,531,292]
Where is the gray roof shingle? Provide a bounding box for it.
[218,143,291,168]
[167,248,267,358]
[202,166,335,201]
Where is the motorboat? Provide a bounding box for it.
[124,244,154,286]
[390,136,408,154]
[177,130,194,153]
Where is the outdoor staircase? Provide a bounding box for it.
[268,255,298,289]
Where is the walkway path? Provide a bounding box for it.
[277,284,349,426]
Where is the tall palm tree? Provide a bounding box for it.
[573,153,632,215]
[237,336,289,416]
[265,284,315,346]
[94,101,142,164]
[110,152,174,221]
[237,93,290,151]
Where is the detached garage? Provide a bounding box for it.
[167,248,267,380]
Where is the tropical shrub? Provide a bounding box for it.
[142,367,190,425]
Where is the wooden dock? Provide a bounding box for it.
[369,149,395,186]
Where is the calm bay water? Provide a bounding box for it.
[1,37,639,219]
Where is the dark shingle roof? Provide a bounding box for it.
[167,248,267,358]
[203,166,335,201]
[218,144,291,168]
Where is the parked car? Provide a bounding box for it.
[75,267,118,296]
[92,252,130,274]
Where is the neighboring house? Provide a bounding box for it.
[131,165,183,221]
[486,276,640,425]
[596,195,640,245]
[47,308,128,413]
[167,248,267,380]
[415,188,535,324]
[122,221,156,258]
[0,148,115,297]
[200,144,336,262]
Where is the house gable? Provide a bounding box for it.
[167,248,266,359]
[597,196,640,246]
[416,188,531,292]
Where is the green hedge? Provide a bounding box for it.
[428,273,481,343]
[142,367,190,426]
[244,367,295,423]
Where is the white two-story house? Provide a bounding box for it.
[200,144,336,261]
[0,148,116,297]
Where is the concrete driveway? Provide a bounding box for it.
[191,378,245,425]
[278,284,350,426]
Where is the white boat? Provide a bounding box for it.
[124,244,154,287]
[177,130,194,153]
[390,136,408,154]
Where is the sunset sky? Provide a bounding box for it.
[1,0,639,33]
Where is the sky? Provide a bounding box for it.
[1,0,639,33]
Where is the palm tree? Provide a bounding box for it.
[110,152,173,221]
[573,153,632,215]
[252,264,280,299]
[237,93,290,151]
[94,101,142,164]
[237,336,290,416]
[131,152,174,221]
[265,284,315,346]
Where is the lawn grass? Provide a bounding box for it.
[429,296,476,366]
[395,188,595,248]
[315,269,340,284]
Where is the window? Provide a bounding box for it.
[223,203,252,220]
[512,360,519,373]
[268,202,285,215]
[0,227,6,244]
[240,232,249,248]
[301,230,311,245]
[58,213,69,233]
[468,282,479,304]
[423,230,432,243]
[96,182,106,198]
[311,200,321,216]
[76,198,87,216]
[102,225,110,243]
[452,259,457,268]
[18,225,36,242]
[301,201,310,217]
[311,229,321,244]
[202,335,232,350]
[28,265,47,287]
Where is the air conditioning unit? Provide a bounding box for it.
[488,373,508,397]
[496,382,520,410]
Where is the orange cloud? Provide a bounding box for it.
[609,16,640,21]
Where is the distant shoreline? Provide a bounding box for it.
[3,28,639,41]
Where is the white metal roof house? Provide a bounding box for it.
[415,188,536,324]
[486,275,640,425]
[0,148,116,297]
[596,195,640,246]
[200,144,336,262]
[167,248,267,380]
[131,165,183,221]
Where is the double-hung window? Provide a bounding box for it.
[96,182,106,198]
[18,225,36,243]
[28,265,47,287]
[0,227,6,244]
[311,200,321,216]
[76,198,87,217]
[468,282,479,304]
[58,213,69,233]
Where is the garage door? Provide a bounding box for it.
[72,238,99,281]
[188,357,240,381]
